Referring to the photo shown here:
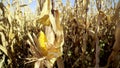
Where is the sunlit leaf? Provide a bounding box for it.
[28,32,35,46]
[0,32,7,47]
[34,57,46,68]
[0,45,8,56]
[9,29,15,40]
[39,0,51,17]
[0,25,5,30]
[45,26,55,46]
[107,15,111,24]
[0,54,5,68]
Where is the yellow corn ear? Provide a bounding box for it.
[38,31,48,56]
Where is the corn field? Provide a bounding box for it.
[0,0,120,68]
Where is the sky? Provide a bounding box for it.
[0,0,75,13]
[21,0,119,14]
[2,0,119,14]
[28,0,75,13]
[28,0,37,13]
[62,0,75,6]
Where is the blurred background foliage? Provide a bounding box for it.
[0,0,120,68]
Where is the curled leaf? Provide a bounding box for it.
[36,15,51,26]
[36,0,51,26]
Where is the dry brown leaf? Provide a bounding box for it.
[54,10,63,32]
[107,15,111,24]
[19,4,28,7]
[57,57,64,68]
[47,47,61,59]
